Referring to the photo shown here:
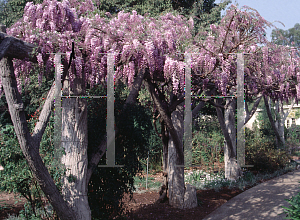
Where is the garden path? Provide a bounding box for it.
[203,168,300,220]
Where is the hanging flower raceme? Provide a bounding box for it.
[4,0,300,107]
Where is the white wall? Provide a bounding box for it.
[245,104,300,130]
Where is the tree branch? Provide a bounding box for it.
[215,98,236,158]
[283,97,296,120]
[153,112,162,137]
[168,94,185,113]
[236,93,263,133]
[191,88,216,118]
[263,95,285,146]
[0,32,41,63]
[144,74,184,165]
[31,81,56,145]
[208,99,226,109]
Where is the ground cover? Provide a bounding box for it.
[1,162,297,220]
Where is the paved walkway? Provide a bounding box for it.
[203,169,300,220]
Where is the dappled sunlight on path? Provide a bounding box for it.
[203,170,300,220]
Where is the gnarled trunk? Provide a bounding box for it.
[0,57,77,219]
[168,101,197,209]
[216,98,242,180]
[61,74,91,219]
[263,96,294,150]
[168,102,185,208]
[143,76,197,209]
[224,98,242,180]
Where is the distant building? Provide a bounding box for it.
[245,103,300,130]
[193,103,300,131]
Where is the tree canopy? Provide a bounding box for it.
[272,23,300,48]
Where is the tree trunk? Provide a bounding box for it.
[0,30,42,63]
[263,95,292,149]
[274,99,286,149]
[225,98,242,180]
[161,121,169,193]
[143,76,197,209]
[61,73,91,219]
[168,101,198,209]
[0,57,77,219]
[167,101,185,208]
[215,98,242,180]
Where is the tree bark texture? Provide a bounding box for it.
[266,96,295,149]
[0,31,41,63]
[161,121,169,196]
[167,101,198,209]
[263,95,288,148]
[215,98,242,180]
[0,57,77,219]
[274,99,285,148]
[61,74,91,220]
[167,101,185,208]
[274,97,296,149]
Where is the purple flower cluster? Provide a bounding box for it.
[1,0,300,105]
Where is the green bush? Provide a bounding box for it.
[86,81,154,220]
[286,125,300,154]
[0,112,65,219]
[281,183,300,219]
[245,127,290,173]
[192,114,224,168]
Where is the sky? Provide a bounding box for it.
[214,0,300,42]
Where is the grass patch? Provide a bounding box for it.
[185,165,295,192]
[133,176,161,191]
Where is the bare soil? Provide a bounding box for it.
[119,170,247,220]
[0,191,27,220]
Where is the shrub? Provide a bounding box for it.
[245,127,290,173]
[281,183,300,219]
[192,114,224,168]
[86,81,153,220]
[286,125,300,154]
[0,113,65,219]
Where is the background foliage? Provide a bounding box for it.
[85,79,157,219]
[0,110,66,219]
